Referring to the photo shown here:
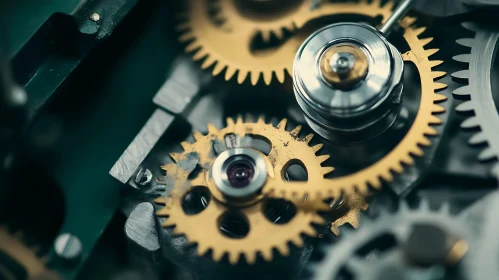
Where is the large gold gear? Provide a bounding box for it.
[154,117,357,264]
[0,228,59,280]
[265,16,448,200]
[177,0,393,85]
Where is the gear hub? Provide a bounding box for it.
[294,22,404,143]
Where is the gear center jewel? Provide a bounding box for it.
[294,22,404,143]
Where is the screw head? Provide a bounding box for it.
[90,13,101,22]
[54,233,82,266]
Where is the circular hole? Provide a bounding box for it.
[217,211,250,239]
[226,158,255,188]
[181,186,211,215]
[263,199,297,224]
[283,159,308,182]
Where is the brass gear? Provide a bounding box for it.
[265,16,448,200]
[0,228,59,280]
[178,0,393,85]
[154,117,345,264]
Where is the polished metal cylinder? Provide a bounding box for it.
[293,22,404,143]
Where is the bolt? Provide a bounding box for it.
[54,233,82,267]
[330,52,355,75]
[135,168,153,186]
[90,13,101,22]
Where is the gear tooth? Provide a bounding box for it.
[469,132,487,145]
[169,152,182,162]
[197,243,209,256]
[318,155,330,163]
[399,201,410,212]
[429,115,442,125]
[312,143,324,152]
[331,226,340,236]
[277,118,288,130]
[433,82,447,91]
[419,37,434,47]
[381,171,393,181]
[370,0,381,7]
[162,218,176,227]
[420,198,430,211]
[461,22,479,32]
[411,147,424,157]
[383,0,395,9]
[229,252,240,264]
[291,236,304,247]
[432,104,446,113]
[226,117,235,127]
[290,125,302,137]
[479,147,497,161]
[257,115,265,124]
[274,28,284,40]
[225,66,237,80]
[302,133,314,143]
[192,48,207,60]
[212,62,226,76]
[251,71,261,85]
[263,72,273,85]
[433,94,447,103]
[369,177,382,189]
[245,252,257,264]
[391,162,404,173]
[456,100,474,113]
[277,243,290,256]
[261,249,273,261]
[461,116,479,129]
[453,54,471,63]
[201,57,216,69]
[212,250,226,262]
[237,70,248,84]
[403,16,417,26]
[418,136,432,146]
[186,41,202,53]
[236,115,244,124]
[451,70,470,80]
[414,27,427,36]
[432,71,446,80]
[321,166,335,176]
[180,141,192,150]
[179,31,195,42]
[154,197,167,205]
[453,86,471,97]
[207,123,218,133]
[425,48,439,57]
[193,131,204,141]
[440,202,451,214]
[261,31,271,42]
[301,224,317,237]
[276,69,286,83]
[429,60,444,68]
[456,38,474,48]
[424,126,438,136]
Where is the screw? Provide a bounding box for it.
[54,233,82,266]
[90,13,101,22]
[135,168,153,186]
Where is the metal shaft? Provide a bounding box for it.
[379,0,415,35]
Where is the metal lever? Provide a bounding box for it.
[379,0,415,35]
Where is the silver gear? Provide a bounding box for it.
[452,22,499,176]
[460,187,499,280]
[311,202,471,280]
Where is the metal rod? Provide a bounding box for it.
[379,0,415,35]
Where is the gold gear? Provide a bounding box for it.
[265,16,448,200]
[178,0,393,85]
[155,117,338,264]
[0,228,59,280]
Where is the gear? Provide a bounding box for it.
[177,0,393,85]
[311,202,470,280]
[266,16,448,200]
[452,22,499,176]
[0,228,59,280]
[154,117,363,264]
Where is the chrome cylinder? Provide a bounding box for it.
[293,22,404,143]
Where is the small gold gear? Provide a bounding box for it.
[265,16,448,200]
[0,228,59,280]
[154,117,342,264]
[178,0,393,85]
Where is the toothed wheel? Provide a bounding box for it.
[264,16,448,200]
[310,202,470,280]
[452,22,499,176]
[177,0,393,85]
[154,117,366,264]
